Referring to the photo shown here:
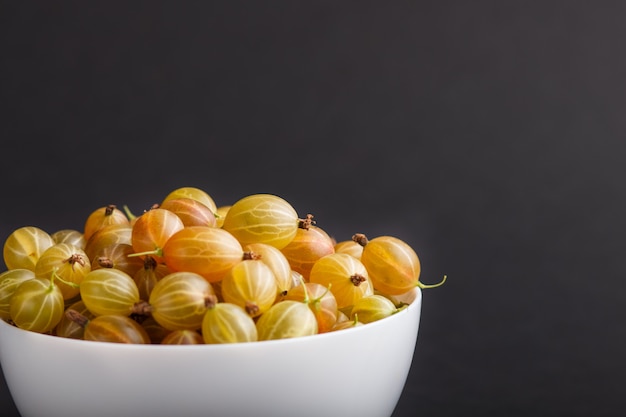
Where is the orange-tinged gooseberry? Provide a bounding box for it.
[159,197,217,228]
[354,233,446,295]
[131,208,184,264]
[84,224,132,262]
[83,205,130,242]
[162,226,245,283]
[65,309,151,344]
[280,225,335,281]
[162,186,218,214]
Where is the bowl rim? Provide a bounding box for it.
[0,289,422,351]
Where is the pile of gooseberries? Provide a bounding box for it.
[0,187,445,344]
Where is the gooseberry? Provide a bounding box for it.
[83,205,130,242]
[201,298,258,344]
[0,269,35,321]
[10,276,64,333]
[130,208,184,264]
[147,271,216,331]
[3,226,55,271]
[65,309,150,344]
[162,186,218,214]
[256,299,318,341]
[159,197,217,228]
[161,226,245,283]
[222,193,302,249]
[220,259,278,317]
[280,224,335,280]
[308,253,373,312]
[34,243,91,300]
[353,233,446,295]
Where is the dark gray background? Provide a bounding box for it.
[1,2,625,416]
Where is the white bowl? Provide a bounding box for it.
[0,289,421,417]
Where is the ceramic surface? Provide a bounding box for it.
[0,289,422,417]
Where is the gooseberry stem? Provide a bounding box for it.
[417,274,447,289]
[321,282,332,299]
[104,205,117,216]
[350,274,366,287]
[97,257,114,268]
[310,283,332,313]
[132,300,152,316]
[242,251,262,260]
[122,204,137,222]
[298,214,316,230]
[205,294,219,309]
[64,254,86,269]
[245,301,260,316]
[128,248,164,258]
[352,233,368,247]
[50,267,80,289]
